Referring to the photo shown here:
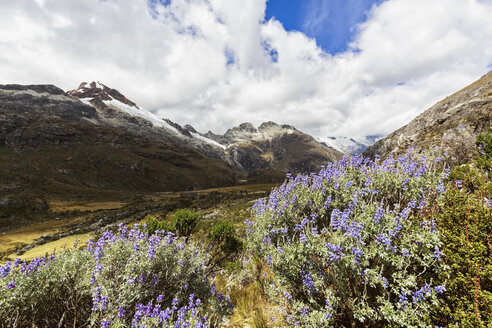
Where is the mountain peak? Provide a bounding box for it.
[68,81,139,109]
[237,122,257,132]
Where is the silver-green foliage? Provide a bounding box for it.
[0,225,227,327]
[247,152,449,327]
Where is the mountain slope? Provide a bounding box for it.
[0,84,237,227]
[202,121,343,172]
[364,71,492,160]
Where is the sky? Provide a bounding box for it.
[266,0,385,54]
[0,0,491,139]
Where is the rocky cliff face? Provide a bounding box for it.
[225,122,342,172]
[364,71,492,160]
[198,121,342,172]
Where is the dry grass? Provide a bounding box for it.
[225,283,272,328]
[6,233,92,262]
[214,257,283,328]
[49,201,128,212]
[0,216,86,258]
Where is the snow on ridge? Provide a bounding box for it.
[191,132,226,149]
[317,136,382,154]
[79,98,93,105]
[102,98,179,134]
[106,96,227,149]
[79,90,227,150]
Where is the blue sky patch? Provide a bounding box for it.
[266,0,385,54]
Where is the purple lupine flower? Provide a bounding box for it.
[301,271,317,295]
[433,247,444,260]
[352,248,363,265]
[0,261,11,278]
[412,284,432,303]
[118,307,126,318]
[434,285,446,294]
[398,291,409,309]
[13,258,21,268]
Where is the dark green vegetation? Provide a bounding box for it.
[143,209,201,238]
[431,133,492,327]
[476,131,492,172]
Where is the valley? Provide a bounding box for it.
[0,183,275,263]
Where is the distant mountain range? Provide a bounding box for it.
[364,71,492,161]
[317,135,382,155]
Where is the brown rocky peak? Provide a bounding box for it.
[68,81,139,108]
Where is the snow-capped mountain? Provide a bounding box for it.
[68,82,224,150]
[317,135,383,155]
[68,81,343,173]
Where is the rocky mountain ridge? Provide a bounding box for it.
[364,71,492,160]
[68,81,342,172]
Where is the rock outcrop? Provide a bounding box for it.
[364,71,492,161]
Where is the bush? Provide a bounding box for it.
[172,209,201,238]
[207,221,244,270]
[141,209,199,238]
[476,131,492,173]
[431,136,492,327]
[143,216,174,235]
[247,152,449,327]
[0,224,229,327]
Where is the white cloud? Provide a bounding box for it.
[0,0,491,138]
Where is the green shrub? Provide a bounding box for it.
[143,216,159,235]
[432,164,492,327]
[207,221,244,270]
[172,209,201,238]
[476,131,492,173]
[142,216,174,235]
[0,251,93,327]
[247,152,449,327]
